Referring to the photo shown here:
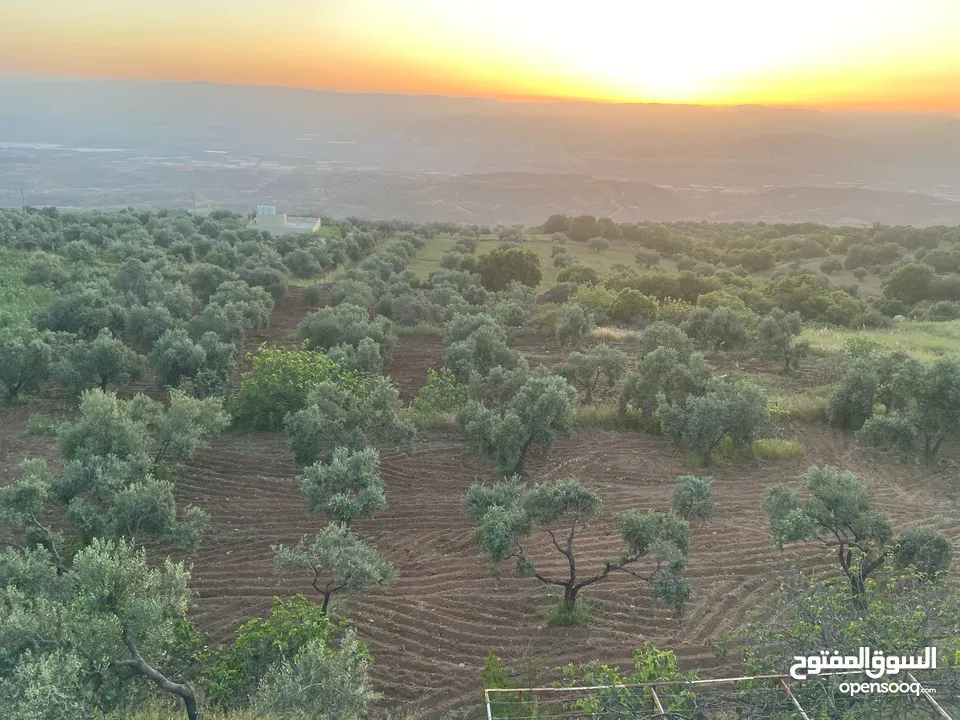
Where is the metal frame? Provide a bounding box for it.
[484,670,951,719]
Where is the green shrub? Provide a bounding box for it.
[671,475,716,522]
[411,368,468,414]
[857,412,919,454]
[201,594,348,710]
[229,346,360,431]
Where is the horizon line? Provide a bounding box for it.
[3,74,960,118]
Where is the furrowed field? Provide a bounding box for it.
[1,209,959,719]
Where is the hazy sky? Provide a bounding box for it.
[2,0,959,110]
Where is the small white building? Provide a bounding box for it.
[252,206,321,235]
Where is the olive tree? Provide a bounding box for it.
[273,524,393,614]
[297,447,386,528]
[252,631,380,720]
[467,476,691,619]
[825,359,878,431]
[658,378,768,464]
[298,303,397,362]
[556,303,595,348]
[752,309,808,372]
[635,321,695,361]
[285,376,415,467]
[52,330,145,395]
[764,465,953,613]
[459,373,577,476]
[555,343,628,403]
[671,475,716,523]
[0,539,200,719]
[681,306,751,352]
[618,347,712,428]
[0,326,51,400]
[443,320,523,384]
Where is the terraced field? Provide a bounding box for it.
[4,285,960,718]
[171,307,960,717]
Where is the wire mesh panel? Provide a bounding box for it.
[485,672,954,720]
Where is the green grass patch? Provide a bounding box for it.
[0,248,54,327]
[404,233,463,279]
[683,436,805,466]
[541,598,595,628]
[572,404,622,429]
[770,387,830,423]
[751,438,806,461]
[25,413,59,436]
[399,408,459,430]
[802,322,960,363]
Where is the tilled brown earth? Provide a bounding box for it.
[4,298,960,718]
[171,422,960,718]
[387,334,445,402]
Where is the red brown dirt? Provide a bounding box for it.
[164,421,960,718]
[386,334,445,402]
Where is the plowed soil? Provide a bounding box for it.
[3,299,959,718]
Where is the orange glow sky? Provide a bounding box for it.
[2,0,959,111]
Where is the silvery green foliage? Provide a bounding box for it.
[326,338,385,375]
[556,303,594,348]
[273,524,394,612]
[52,329,145,395]
[467,476,692,614]
[618,347,712,422]
[254,631,381,720]
[285,376,415,467]
[763,464,953,607]
[555,343,628,403]
[671,475,717,522]
[1,389,224,552]
[681,306,751,352]
[298,303,397,361]
[752,308,808,371]
[299,447,386,527]
[658,377,768,464]
[466,360,531,409]
[0,326,52,399]
[825,359,878,431]
[0,540,192,718]
[459,373,578,477]
[635,321,695,361]
[443,317,523,385]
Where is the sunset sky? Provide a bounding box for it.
[2,0,959,111]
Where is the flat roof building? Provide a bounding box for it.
[251,207,321,235]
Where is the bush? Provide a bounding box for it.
[671,475,716,522]
[820,258,843,274]
[556,303,595,348]
[330,279,376,309]
[230,347,359,431]
[461,247,542,291]
[588,237,609,253]
[411,368,468,414]
[202,594,344,710]
[609,289,659,324]
[299,303,397,362]
[857,411,920,454]
[825,359,877,431]
[557,263,599,285]
[302,283,328,308]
